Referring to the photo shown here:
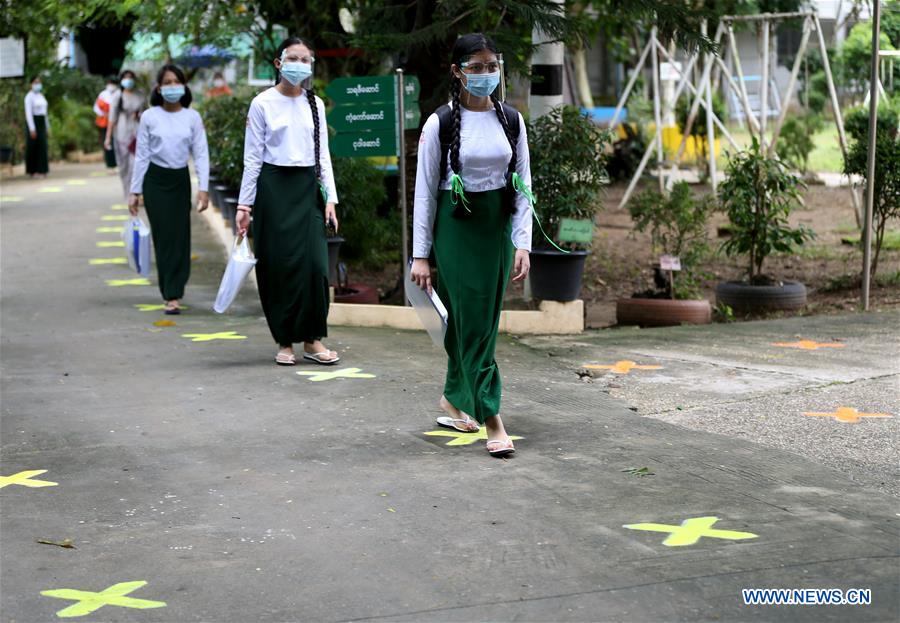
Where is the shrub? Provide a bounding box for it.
[199,94,251,189]
[331,157,397,268]
[675,91,726,174]
[776,114,823,173]
[48,98,98,160]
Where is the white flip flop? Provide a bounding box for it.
[303,350,340,365]
[436,416,480,432]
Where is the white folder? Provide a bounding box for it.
[404,261,448,347]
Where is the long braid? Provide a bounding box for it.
[492,93,518,215]
[449,78,462,176]
[306,87,322,183]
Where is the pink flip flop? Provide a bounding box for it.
[486,438,516,457]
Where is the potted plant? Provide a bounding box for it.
[618,182,714,326]
[715,139,815,314]
[528,106,610,301]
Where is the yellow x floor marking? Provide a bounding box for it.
[96,241,124,248]
[803,407,892,423]
[135,303,188,311]
[296,367,376,382]
[624,516,758,547]
[423,427,524,447]
[41,581,166,618]
[89,257,127,265]
[182,331,247,342]
[110,203,128,210]
[66,179,87,185]
[101,215,130,221]
[96,226,122,233]
[107,278,150,287]
[39,186,63,193]
[772,339,845,350]
[0,469,58,489]
[584,360,662,374]
[89,171,109,177]
[1,196,24,202]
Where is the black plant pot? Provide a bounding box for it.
[223,196,239,234]
[327,236,344,285]
[0,146,12,164]
[529,248,589,302]
[715,280,807,314]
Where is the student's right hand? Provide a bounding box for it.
[235,206,251,236]
[128,194,141,216]
[411,258,432,295]
[103,138,111,150]
[29,130,36,140]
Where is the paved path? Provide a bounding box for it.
[1,163,897,622]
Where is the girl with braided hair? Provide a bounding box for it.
[236,37,340,366]
[411,33,533,457]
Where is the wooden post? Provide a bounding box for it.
[759,18,770,149]
[704,20,717,195]
[768,17,812,155]
[650,27,665,193]
[862,0,881,310]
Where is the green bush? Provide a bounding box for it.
[48,98,98,160]
[719,139,815,283]
[0,80,27,162]
[199,94,251,189]
[331,157,398,268]
[776,114,823,173]
[528,106,610,250]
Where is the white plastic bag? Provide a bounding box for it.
[404,259,448,347]
[121,217,152,277]
[214,235,257,313]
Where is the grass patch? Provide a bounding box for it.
[840,230,900,251]
[715,124,845,173]
[784,244,851,261]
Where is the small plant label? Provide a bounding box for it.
[660,255,682,271]
[557,218,594,244]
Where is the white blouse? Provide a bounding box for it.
[238,87,338,206]
[129,107,210,194]
[24,92,49,133]
[412,105,533,258]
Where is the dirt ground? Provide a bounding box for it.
[351,181,899,328]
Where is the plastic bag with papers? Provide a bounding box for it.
[404,259,448,347]
[214,235,257,313]
[121,217,152,277]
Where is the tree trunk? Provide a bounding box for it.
[571,45,594,108]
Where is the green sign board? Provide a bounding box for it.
[330,130,398,158]
[328,104,396,133]
[325,75,420,104]
[557,218,594,244]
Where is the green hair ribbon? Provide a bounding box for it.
[448,173,471,212]
[318,181,328,204]
[511,172,570,254]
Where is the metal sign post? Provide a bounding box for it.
[396,68,409,296]
[862,0,882,311]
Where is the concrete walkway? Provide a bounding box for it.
[1,163,897,622]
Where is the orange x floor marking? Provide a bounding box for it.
[772,340,845,350]
[584,360,662,374]
[803,407,892,424]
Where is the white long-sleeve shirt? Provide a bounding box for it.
[129,106,210,194]
[24,91,49,133]
[412,105,533,258]
[238,87,338,206]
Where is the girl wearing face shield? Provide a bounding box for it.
[410,33,534,457]
[235,37,340,367]
[128,64,210,315]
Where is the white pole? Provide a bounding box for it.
[609,39,652,128]
[704,21,717,195]
[768,17,812,155]
[650,27,664,193]
[759,18,770,149]
[529,0,565,119]
[862,0,881,310]
[727,23,761,134]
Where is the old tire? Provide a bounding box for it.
[616,298,712,327]
[715,280,807,314]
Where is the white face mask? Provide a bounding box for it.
[106,84,117,93]
[213,78,225,88]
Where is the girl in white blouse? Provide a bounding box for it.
[410,33,534,457]
[128,64,209,315]
[236,37,340,367]
[24,76,49,177]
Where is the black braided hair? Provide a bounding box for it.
[274,37,322,188]
[449,77,462,176]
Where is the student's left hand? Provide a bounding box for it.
[512,248,530,282]
[196,191,209,212]
[325,203,339,233]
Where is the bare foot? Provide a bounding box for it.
[439,395,478,431]
[484,414,510,444]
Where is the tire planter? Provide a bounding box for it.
[715,280,807,314]
[529,248,589,302]
[616,298,712,327]
[0,146,13,164]
[334,284,379,304]
[327,236,344,286]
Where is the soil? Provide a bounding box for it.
[346,180,900,328]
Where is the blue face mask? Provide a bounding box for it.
[32,83,42,93]
[462,71,500,98]
[121,78,134,90]
[160,85,185,103]
[280,62,312,86]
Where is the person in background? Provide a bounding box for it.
[93,76,118,169]
[128,64,209,315]
[205,71,232,98]
[24,76,50,178]
[105,70,145,199]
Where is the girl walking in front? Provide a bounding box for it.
[235,37,340,367]
[128,64,209,314]
[105,70,145,199]
[410,33,533,457]
[24,76,49,178]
